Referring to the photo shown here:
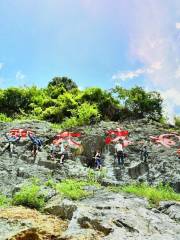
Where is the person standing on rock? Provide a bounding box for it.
[59,142,69,164]
[4,133,21,157]
[115,139,124,166]
[94,149,102,170]
[140,145,149,162]
[28,132,43,159]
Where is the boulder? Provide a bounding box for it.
[44,195,77,220]
[128,162,149,179]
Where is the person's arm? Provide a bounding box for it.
[16,135,21,142]
[28,133,35,143]
[28,133,33,141]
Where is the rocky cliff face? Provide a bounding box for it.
[0,119,179,239]
[1,119,179,194]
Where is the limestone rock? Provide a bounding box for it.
[44,195,77,220]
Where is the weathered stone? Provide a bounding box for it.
[128,162,149,179]
[44,195,77,220]
[165,204,180,222]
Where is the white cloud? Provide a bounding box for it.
[161,88,180,106]
[112,62,162,82]
[115,0,180,119]
[16,71,26,81]
[112,68,144,82]
[176,22,180,29]
[161,88,180,124]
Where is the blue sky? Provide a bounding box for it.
[0,0,180,117]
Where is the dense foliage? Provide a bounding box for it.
[112,86,163,121]
[0,76,163,127]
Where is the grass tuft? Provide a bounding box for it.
[13,181,45,210]
[110,183,180,206]
[55,179,99,200]
[0,194,11,207]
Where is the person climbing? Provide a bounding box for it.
[28,132,43,158]
[4,133,21,157]
[140,145,149,162]
[115,139,124,166]
[94,149,102,170]
[59,142,69,164]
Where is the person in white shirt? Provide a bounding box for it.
[115,139,124,165]
[59,143,69,164]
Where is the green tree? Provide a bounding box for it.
[113,86,162,120]
[48,76,78,92]
[81,87,120,120]
[0,87,33,116]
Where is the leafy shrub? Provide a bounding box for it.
[45,178,56,188]
[87,168,107,183]
[0,113,12,122]
[60,102,101,128]
[110,183,180,206]
[51,123,62,131]
[81,87,120,120]
[60,117,79,129]
[13,181,45,210]
[55,179,99,200]
[0,194,11,207]
[72,102,100,124]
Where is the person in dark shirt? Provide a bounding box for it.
[94,149,102,170]
[140,145,149,162]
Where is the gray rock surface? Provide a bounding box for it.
[44,195,77,220]
[0,120,180,239]
[60,189,180,240]
[0,119,180,195]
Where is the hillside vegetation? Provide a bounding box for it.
[0,76,163,128]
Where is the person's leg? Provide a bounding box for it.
[95,159,98,168]
[32,145,35,156]
[33,145,38,158]
[51,150,54,160]
[9,143,13,157]
[117,152,121,165]
[60,154,64,164]
[96,159,100,169]
[98,159,102,169]
[10,143,14,153]
[121,153,124,165]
